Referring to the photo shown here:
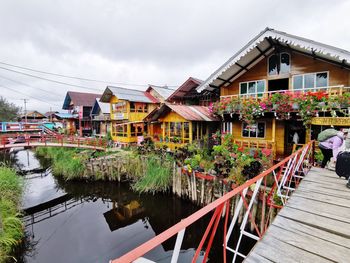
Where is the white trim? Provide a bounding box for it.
[241,121,266,139]
[197,28,350,93]
[292,71,329,91]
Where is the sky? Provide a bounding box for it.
[0,0,350,114]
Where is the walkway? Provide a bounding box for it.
[245,167,350,263]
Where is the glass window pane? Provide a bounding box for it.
[257,123,265,138]
[280,53,290,73]
[316,72,328,87]
[304,74,315,90]
[248,82,256,94]
[293,75,303,90]
[269,55,278,75]
[240,83,247,94]
[249,124,257,137]
[257,80,265,93]
[242,123,249,137]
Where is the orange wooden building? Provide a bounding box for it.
[197,28,350,158]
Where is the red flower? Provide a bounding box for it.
[237,146,244,152]
[262,148,272,157]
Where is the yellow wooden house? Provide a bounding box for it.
[197,27,350,158]
[100,86,158,144]
[145,104,219,150]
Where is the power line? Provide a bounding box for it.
[0,74,62,97]
[0,83,61,107]
[0,60,179,87]
[0,65,104,92]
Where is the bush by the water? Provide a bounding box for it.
[0,166,24,263]
[36,147,85,180]
[132,156,173,194]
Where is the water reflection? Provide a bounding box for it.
[13,150,213,263]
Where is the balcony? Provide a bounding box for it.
[220,85,349,101]
[213,85,350,126]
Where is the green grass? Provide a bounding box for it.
[0,166,24,263]
[36,147,86,180]
[132,156,173,194]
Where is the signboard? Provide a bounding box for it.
[311,117,350,126]
[112,113,127,120]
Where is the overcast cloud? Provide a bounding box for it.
[0,0,349,113]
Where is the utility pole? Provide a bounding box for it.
[21,99,29,123]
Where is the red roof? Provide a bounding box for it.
[63,91,101,109]
[145,104,218,122]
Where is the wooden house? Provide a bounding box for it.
[62,91,101,136]
[100,86,158,144]
[167,77,219,106]
[144,77,220,149]
[91,99,111,137]
[197,28,350,158]
[145,104,219,149]
[21,111,46,122]
[54,113,78,134]
[146,85,176,103]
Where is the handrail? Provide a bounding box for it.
[220,85,349,99]
[111,141,314,263]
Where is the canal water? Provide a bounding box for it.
[1,149,254,263]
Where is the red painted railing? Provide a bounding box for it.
[0,134,107,151]
[111,141,314,263]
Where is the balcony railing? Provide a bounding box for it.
[220,85,350,100]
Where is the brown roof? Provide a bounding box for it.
[167,77,202,101]
[63,91,101,109]
[145,104,218,122]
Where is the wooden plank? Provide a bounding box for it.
[278,206,350,238]
[244,251,274,263]
[307,169,337,178]
[247,234,332,263]
[293,190,350,208]
[272,216,350,249]
[305,172,345,183]
[265,224,350,263]
[286,195,350,222]
[299,179,347,192]
[297,183,350,199]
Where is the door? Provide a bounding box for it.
[284,120,306,155]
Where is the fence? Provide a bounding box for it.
[110,140,314,263]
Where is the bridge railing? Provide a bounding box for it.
[110,141,315,263]
[1,134,107,150]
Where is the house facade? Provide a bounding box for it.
[144,77,220,149]
[62,91,101,136]
[197,28,350,158]
[91,99,111,137]
[100,86,158,144]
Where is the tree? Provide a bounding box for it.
[0,97,21,121]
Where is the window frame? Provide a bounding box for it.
[222,122,233,134]
[239,79,266,98]
[268,52,291,76]
[292,71,329,91]
[241,121,266,139]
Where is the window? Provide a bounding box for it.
[268,53,290,75]
[222,122,233,134]
[242,122,265,138]
[240,80,265,97]
[292,72,329,91]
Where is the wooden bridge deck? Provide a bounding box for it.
[0,142,105,151]
[245,167,350,263]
